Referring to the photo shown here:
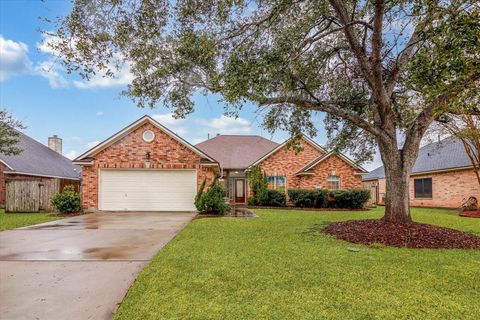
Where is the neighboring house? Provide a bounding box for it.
[0,132,81,212]
[73,115,367,212]
[363,136,480,208]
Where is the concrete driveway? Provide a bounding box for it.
[0,211,196,320]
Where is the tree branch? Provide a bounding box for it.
[252,95,382,137]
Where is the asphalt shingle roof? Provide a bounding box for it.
[363,136,476,180]
[195,135,279,169]
[0,131,81,180]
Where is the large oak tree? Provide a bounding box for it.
[50,0,479,222]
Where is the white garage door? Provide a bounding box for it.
[99,170,197,211]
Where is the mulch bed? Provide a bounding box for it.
[322,219,480,249]
[459,210,480,218]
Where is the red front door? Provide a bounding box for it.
[234,179,246,203]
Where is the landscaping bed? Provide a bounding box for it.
[323,219,480,249]
[459,210,480,218]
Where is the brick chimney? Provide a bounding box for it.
[48,135,62,154]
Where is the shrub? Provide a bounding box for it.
[263,190,286,207]
[288,189,328,208]
[288,189,370,209]
[194,178,207,212]
[50,185,81,213]
[196,179,229,215]
[249,165,268,205]
[329,189,370,209]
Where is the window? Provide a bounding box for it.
[267,176,286,192]
[327,175,340,190]
[414,178,432,198]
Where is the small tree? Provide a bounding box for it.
[248,165,268,205]
[195,179,229,215]
[51,185,81,213]
[0,109,25,156]
[441,115,480,186]
[194,178,207,212]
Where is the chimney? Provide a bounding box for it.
[48,135,62,154]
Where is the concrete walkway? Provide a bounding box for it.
[0,211,196,320]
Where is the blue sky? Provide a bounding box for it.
[0,0,380,169]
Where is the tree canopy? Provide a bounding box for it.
[0,110,24,156]
[49,0,480,222]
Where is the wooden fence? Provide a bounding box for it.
[5,179,60,213]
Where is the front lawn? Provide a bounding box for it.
[116,207,480,320]
[0,209,60,231]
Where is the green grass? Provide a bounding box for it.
[0,209,61,231]
[115,207,480,320]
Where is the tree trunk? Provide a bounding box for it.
[378,141,414,223]
[383,163,412,223]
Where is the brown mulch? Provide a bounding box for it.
[322,219,480,249]
[459,210,480,218]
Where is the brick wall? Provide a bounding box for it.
[297,154,364,190]
[363,168,479,208]
[259,139,323,192]
[81,122,216,210]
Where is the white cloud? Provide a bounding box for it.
[190,137,206,145]
[152,113,185,126]
[152,113,188,136]
[86,140,101,149]
[0,35,31,81]
[37,33,133,89]
[34,60,68,88]
[96,111,104,116]
[65,150,79,160]
[196,115,252,135]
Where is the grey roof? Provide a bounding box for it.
[363,136,476,180]
[195,135,279,169]
[0,131,81,180]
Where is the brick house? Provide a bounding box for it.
[197,131,367,205]
[73,115,367,211]
[0,132,81,212]
[363,136,480,208]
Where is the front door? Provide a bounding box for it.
[234,179,246,203]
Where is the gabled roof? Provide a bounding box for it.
[73,115,217,164]
[195,135,279,169]
[362,136,477,180]
[0,131,81,180]
[247,136,326,169]
[296,151,368,175]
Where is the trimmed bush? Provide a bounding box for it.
[50,185,81,213]
[288,189,370,209]
[264,190,286,207]
[329,189,370,209]
[196,179,229,215]
[288,189,328,208]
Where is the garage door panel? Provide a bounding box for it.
[99,170,197,211]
